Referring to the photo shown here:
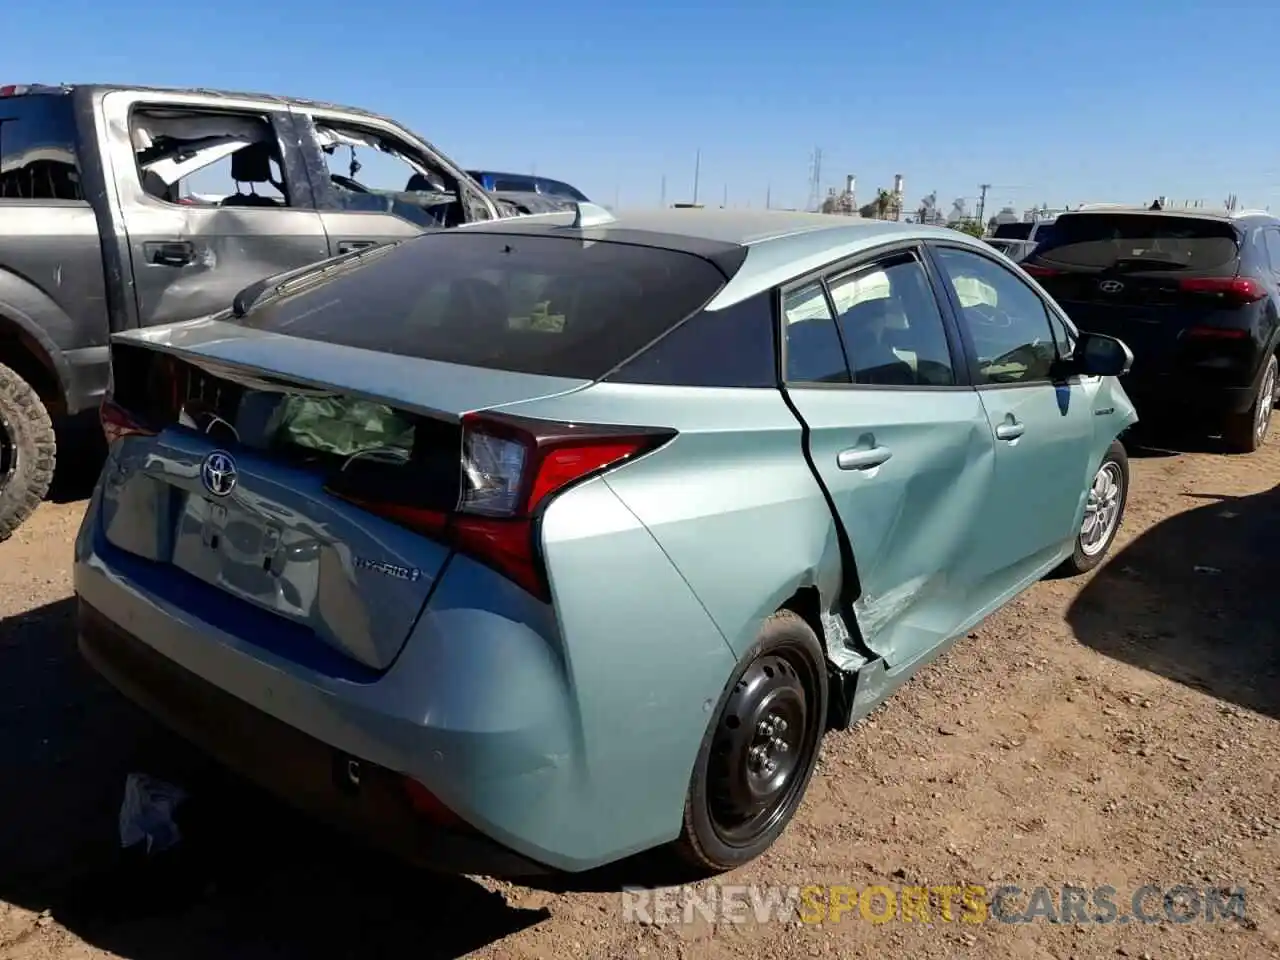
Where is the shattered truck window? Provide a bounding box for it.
[131,109,289,206]
[313,121,462,227]
[0,94,83,201]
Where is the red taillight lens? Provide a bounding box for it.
[401,778,466,829]
[99,396,157,445]
[336,413,675,601]
[1022,264,1059,278]
[1185,326,1249,340]
[1178,276,1267,303]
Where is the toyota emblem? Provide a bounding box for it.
[201,450,238,498]
[1099,280,1125,294]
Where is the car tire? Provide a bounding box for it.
[0,361,56,543]
[674,610,828,875]
[1223,353,1277,454]
[1054,439,1128,577]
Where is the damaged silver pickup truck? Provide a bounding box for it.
[0,82,540,539]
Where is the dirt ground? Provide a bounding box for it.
[0,423,1277,960]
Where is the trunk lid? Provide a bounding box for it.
[100,322,588,671]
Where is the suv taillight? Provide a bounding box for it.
[1178,276,1267,304]
[333,412,676,601]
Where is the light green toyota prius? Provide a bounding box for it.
[75,205,1136,878]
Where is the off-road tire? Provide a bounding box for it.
[1222,353,1277,454]
[0,362,56,542]
[674,610,828,875]
[1054,439,1128,577]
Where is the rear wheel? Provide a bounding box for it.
[1054,439,1128,576]
[674,611,827,874]
[0,361,56,542]
[1223,353,1277,454]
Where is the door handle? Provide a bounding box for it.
[837,445,892,471]
[336,239,376,254]
[995,420,1026,441]
[145,240,195,267]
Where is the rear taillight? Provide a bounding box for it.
[402,778,466,829]
[339,412,676,601]
[1178,276,1267,304]
[1185,326,1250,340]
[1022,264,1059,278]
[99,396,158,444]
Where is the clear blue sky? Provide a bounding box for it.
[4,0,1276,214]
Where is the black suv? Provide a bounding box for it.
[1022,207,1280,452]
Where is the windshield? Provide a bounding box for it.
[1033,213,1241,271]
[237,231,729,379]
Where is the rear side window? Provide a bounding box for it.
[606,292,776,387]
[1034,213,1241,272]
[237,231,729,380]
[0,94,82,200]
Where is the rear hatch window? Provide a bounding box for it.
[237,231,730,380]
[1032,213,1241,273]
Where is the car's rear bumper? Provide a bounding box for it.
[72,466,736,875]
[77,599,550,877]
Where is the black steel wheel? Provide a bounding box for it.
[675,610,827,874]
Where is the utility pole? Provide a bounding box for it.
[722,184,728,208]
[660,174,667,207]
[977,183,991,229]
[693,149,701,205]
[766,183,772,209]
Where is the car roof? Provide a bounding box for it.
[33,82,388,122]
[460,207,991,308]
[1058,206,1275,223]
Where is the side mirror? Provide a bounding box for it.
[1075,331,1133,377]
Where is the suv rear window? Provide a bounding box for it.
[1033,213,1241,271]
[237,231,730,379]
[0,94,82,200]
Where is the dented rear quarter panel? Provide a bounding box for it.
[496,382,846,662]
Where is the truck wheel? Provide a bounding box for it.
[674,610,827,875]
[1223,353,1277,454]
[0,362,56,542]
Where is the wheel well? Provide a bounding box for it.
[0,319,63,416]
[778,586,823,649]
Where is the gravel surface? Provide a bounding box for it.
[0,430,1277,960]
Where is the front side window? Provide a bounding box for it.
[782,283,850,383]
[312,120,465,227]
[0,94,82,201]
[827,251,955,386]
[933,246,1057,385]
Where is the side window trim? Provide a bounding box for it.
[779,240,973,390]
[923,240,1061,390]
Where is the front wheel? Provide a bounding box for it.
[1054,439,1129,576]
[674,611,828,875]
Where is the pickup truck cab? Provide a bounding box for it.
[0,82,509,539]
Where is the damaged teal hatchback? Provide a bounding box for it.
[74,206,1137,877]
